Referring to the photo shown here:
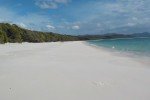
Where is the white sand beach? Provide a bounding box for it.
[0,41,150,100]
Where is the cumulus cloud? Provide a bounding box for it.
[55,0,70,3]
[17,23,27,28]
[126,23,136,27]
[72,25,80,30]
[46,24,55,29]
[35,0,71,9]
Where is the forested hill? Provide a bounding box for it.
[0,23,79,43]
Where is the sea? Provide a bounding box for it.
[88,37,150,58]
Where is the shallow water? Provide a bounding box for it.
[88,37,150,57]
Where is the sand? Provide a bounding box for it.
[0,41,150,100]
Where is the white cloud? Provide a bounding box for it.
[18,23,26,28]
[132,17,138,21]
[55,0,70,3]
[97,23,101,27]
[46,24,55,29]
[35,1,57,9]
[127,23,136,27]
[72,25,80,30]
[35,0,71,9]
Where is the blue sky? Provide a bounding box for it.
[0,0,150,35]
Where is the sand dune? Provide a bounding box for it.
[0,42,150,100]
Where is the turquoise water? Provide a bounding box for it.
[88,37,150,57]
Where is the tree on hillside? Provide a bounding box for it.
[0,31,4,43]
[0,30,8,43]
[8,27,22,43]
[3,31,8,43]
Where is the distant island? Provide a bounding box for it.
[78,32,150,40]
[0,23,150,43]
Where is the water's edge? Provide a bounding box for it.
[85,41,150,66]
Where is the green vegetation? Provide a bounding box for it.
[0,23,78,43]
[0,30,8,43]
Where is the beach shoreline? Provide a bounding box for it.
[0,41,150,100]
[85,41,150,66]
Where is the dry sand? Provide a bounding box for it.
[0,41,150,100]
